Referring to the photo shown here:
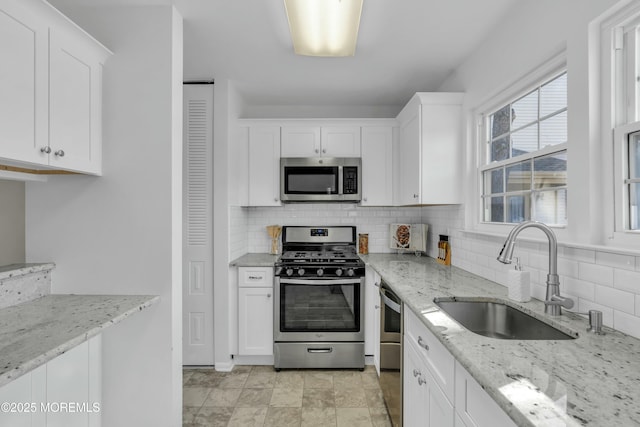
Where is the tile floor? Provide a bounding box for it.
[183,365,392,426]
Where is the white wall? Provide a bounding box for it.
[429,0,640,338]
[0,180,25,265]
[25,5,183,426]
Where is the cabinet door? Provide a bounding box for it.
[47,340,90,427]
[454,361,516,427]
[49,27,105,174]
[321,126,361,157]
[281,126,321,157]
[361,127,393,206]
[248,126,281,206]
[238,287,274,355]
[421,103,463,204]
[398,110,421,205]
[0,1,49,165]
[403,337,430,427]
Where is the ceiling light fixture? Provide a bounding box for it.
[283,0,363,57]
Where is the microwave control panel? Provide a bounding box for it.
[343,167,358,194]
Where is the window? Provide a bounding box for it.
[629,130,640,229]
[611,7,640,235]
[481,72,568,225]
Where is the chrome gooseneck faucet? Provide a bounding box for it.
[497,221,574,316]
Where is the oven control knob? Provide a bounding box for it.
[335,268,343,277]
[297,269,305,276]
[346,268,355,277]
[316,269,324,277]
[286,268,294,276]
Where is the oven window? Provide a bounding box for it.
[284,166,338,194]
[280,283,360,332]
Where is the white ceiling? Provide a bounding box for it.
[50,0,519,112]
[174,0,518,111]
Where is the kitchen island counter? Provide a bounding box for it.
[0,294,159,388]
[362,253,640,427]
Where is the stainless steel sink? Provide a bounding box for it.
[434,298,577,340]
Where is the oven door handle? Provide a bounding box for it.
[380,288,402,314]
[279,278,361,285]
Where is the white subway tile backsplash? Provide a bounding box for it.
[612,310,640,339]
[557,257,579,279]
[561,247,596,263]
[561,277,595,300]
[578,262,614,287]
[594,285,635,314]
[595,251,636,271]
[613,269,640,294]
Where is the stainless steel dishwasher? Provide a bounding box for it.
[379,283,402,426]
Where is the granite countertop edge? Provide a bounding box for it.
[0,294,160,388]
[0,263,56,281]
[229,253,280,267]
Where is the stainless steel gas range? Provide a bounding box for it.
[273,226,365,370]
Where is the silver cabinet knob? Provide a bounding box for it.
[374,305,380,309]
[417,336,429,351]
[267,293,271,298]
[315,149,319,153]
[413,369,420,378]
[417,376,427,386]
[54,150,65,157]
[322,149,326,153]
[274,198,278,202]
[363,197,368,202]
[413,194,419,198]
[40,146,51,154]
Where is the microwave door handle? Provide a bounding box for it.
[338,166,343,195]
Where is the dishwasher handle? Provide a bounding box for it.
[380,287,402,314]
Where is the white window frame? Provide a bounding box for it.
[602,1,640,247]
[474,55,568,233]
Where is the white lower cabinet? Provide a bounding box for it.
[454,361,516,427]
[238,267,274,356]
[0,335,101,427]
[403,307,516,427]
[364,266,381,372]
[403,312,454,427]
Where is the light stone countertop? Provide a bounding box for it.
[361,253,640,427]
[229,253,280,267]
[0,263,55,281]
[0,294,159,388]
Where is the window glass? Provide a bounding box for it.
[533,152,567,189]
[533,189,567,225]
[482,71,567,225]
[512,90,538,130]
[540,111,567,147]
[540,73,567,117]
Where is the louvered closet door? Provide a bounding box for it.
[183,84,214,365]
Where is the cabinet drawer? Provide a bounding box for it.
[404,308,455,402]
[454,361,516,427]
[238,267,274,287]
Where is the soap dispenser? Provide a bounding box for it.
[507,257,531,302]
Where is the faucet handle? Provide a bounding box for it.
[547,294,575,309]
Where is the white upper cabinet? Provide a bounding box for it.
[361,126,393,206]
[281,126,320,157]
[0,0,111,175]
[0,1,49,166]
[281,125,361,157]
[320,126,361,157]
[396,93,464,205]
[248,126,282,206]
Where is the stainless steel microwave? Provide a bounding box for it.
[280,157,361,202]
